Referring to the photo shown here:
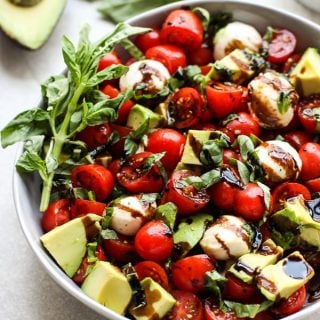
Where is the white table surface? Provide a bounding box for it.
[0,1,319,319]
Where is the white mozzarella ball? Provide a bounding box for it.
[255,140,302,184]
[119,59,170,94]
[110,195,156,236]
[213,21,262,60]
[248,71,299,129]
[200,215,252,260]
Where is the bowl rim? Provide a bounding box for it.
[12,1,320,320]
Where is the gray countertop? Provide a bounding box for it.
[0,1,319,319]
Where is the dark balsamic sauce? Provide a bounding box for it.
[283,255,310,280]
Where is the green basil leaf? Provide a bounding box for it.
[86,105,116,126]
[62,36,81,83]
[256,181,271,211]
[277,90,293,115]
[87,242,98,263]
[235,159,250,185]
[155,202,177,231]
[100,228,119,240]
[204,270,227,307]
[124,136,139,157]
[237,135,255,161]
[224,300,273,319]
[87,64,128,87]
[120,38,145,61]
[101,207,114,229]
[24,135,45,153]
[16,151,48,180]
[142,152,165,170]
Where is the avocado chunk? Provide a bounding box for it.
[126,104,162,130]
[256,251,314,301]
[81,261,132,314]
[40,214,102,277]
[229,239,283,284]
[130,277,176,320]
[0,0,67,50]
[290,48,320,97]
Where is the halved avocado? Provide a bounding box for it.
[0,0,67,50]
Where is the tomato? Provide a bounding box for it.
[305,177,320,193]
[222,149,240,165]
[146,128,186,172]
[109,124,132,158]
[117,152,164,193]
[284,130,313,150]
[134,220,173,262]
[76,123,112,150]
[206,82,245,119]
[145,44,187,74]
[297,95,320,134]
[225,112,260,138]
[267,29,297,64]
[188,44,212,66]
[165,291,203,320]
[160,9,203,50]
[172,254,215,294]
[41,199,71,232]
[135,29,161,53]
[169,87,204,129]
[134,261,169,290]
[107,159,121,180]
[283,53,302,73]
[200,106,215,123]
[204,298,238,320]
[270,182,311,213]
[161,170,210,216]
[71,164,114,201]
[98,51,122,71]
[299,142,320,180]
[273,285,307,317]
[233,183,266,222]
[70,199,106,219]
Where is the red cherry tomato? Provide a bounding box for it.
[146,128,186,172]
[160,9,203,50]
[270,182,311,213]
[135,29,161,53]
[134,220,173,262]
[206,82,245,119]
[100,83,119,98]
[169,87,204,129]
[267,29,297,64]
[209,181,238,211]
[299,142,320,180]
[284,130,313,150]
[71,164,114,201]
[204,298,238,320]
[98,51,122,71]
[117,152,164,193]
[109,124,132,158]
[70,199,106,219]
[145,44,187,74]
[225,112,260,138]
[165,290,203,320]
[283,53,302,73]
[41,199,71,232]
[222,149,240,165]
[200,105,215,123]
[134,261,169,290]
[172,254,215,294]
[305,177,320,193]
[234,183,266,222]
[161,170,210,216]
[297,95,320,134]
[188,44,212,66]
[107,159,121,180]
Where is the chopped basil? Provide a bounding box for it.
[277,90,293,115]
[87,242,98,263]
[155,202,177,230]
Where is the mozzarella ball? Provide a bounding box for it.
[255,140,302,184]
[200,215,252,260]
[248,71,299,129]
[119,59,170,95]
[110,195,156,236]
[213,22,262,60]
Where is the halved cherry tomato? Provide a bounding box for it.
[270,182,311,213]
[98,51,122,71]
[117,152,164,193]
[134,220,173,262]
[188,43,212,66]
[305,177,320,193]
[160,9,203,50]
[204,298,238,320]
[41,199,71,232]
[297,95,320,134]
[70,199,106,219]
[134,261,169,290]
[169,87,204,129]
[284,130,313,150]
[172,254,215,294]
[299,142,320,181]
[146,128,186,172]
[165,291,203,320]
[267,29,297,64]
[135,29,161,53]
[225,112,260,138]
[161,170,210,216]
[107,159,121,180]
[71,164,114,201]
[283,53,302,73]
[145,44,187,74]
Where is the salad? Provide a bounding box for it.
[2,5,320,320]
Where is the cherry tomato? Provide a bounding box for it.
[160,9,203,50]
[165,290,203,320]
[204,298,238,320]
[200,105,215,123]
[117,152,164,193]
[107,159,121,180]
[299,142,320,180]
[76,123,112,151]
[233,183,266,222]
[206,82,245,119]
[283,53,302,73]
[146,128,186,172]
[71,164,114,201]
[134,220,173,262]
[98,51,122,71]
[270,182,311,213]
[135,29,161,53]
[161,170,210,216]
[70,199,106,219]
[225,112,260,138]
[109,124,132,158]
[284,130,313,150]
[267,29,297,64]
[305,177,320,193]
[134,261,169,290]
[172,254,215,294]
[146,44,187,74]
[41,199,71,232]
[188,44,212,66]
[169,87,204,129]
[222,149,240,165]
[297,95,320,134]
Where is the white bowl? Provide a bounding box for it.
[13,1,320,319]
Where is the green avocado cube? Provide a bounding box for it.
[126,104,162,130]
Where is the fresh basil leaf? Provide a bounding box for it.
[256,181,271,211]
[100,228,119,240]
[234,159,250,185]
[86,104,116,126]
[101,207,114,229]
[155,202,177,230]
[45,154,58,174]
[213,61,234,81]
[124,137,139,157]
[24,135,45,153]
[237,135,255,161]
[205,270,227,307]
[87,64,128,87]
[142,152,165,170]
[62,36,81,83]
[120,38,145,60]
[277,90,292,115]
[224,300,273,318]
[87,242,98,263]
